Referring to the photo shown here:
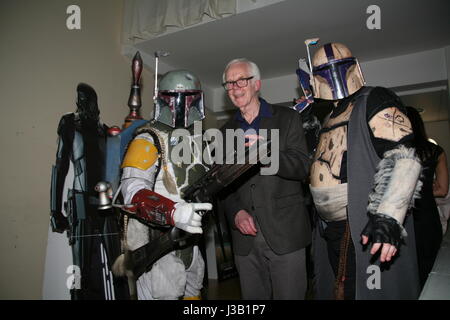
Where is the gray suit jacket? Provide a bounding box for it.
[221,103,311,256]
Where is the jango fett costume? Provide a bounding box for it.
[50,83,128,300]
[112,70,212,300]
[307,42,422,299]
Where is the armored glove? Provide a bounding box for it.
[173,202,212,234]
[50,211,69,233]
[361,213,403,248]
[130,189,211,234]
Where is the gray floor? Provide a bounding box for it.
[205,277,241,300]
[419,228,450,300]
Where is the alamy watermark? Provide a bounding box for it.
[366,264,381,290]
[366,5,381,30]
[66,265,81,289]
[168,121,280,175]
[66,5,81,30]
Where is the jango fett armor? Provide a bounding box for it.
[50,83,128,300]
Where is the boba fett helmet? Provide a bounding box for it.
[154,70,205,128]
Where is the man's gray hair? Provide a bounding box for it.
[222,58,261,82]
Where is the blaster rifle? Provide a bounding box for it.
[111,139,272,279]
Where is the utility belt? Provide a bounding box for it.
[145,223,197,270]
[125,227,199,279]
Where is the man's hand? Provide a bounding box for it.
[361,214,402,262]
[50,211,69,233]
[235,210,257,236]
[173,202,212,234]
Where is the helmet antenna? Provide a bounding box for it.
[304,38,320,73]
[153,50,170,103]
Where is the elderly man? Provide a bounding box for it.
[220,58,311,299]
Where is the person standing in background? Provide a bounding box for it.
[406,106,449,289]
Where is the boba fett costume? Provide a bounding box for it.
[117,70,212,300]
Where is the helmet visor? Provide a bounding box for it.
[156,90,205,128]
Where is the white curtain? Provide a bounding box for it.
[122,0,237,43]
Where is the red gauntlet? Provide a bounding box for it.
[130,189,176,226]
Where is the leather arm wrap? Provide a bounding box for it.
[131,189,176,226]
[367,145,422,237]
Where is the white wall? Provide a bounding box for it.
[362,48,447,89]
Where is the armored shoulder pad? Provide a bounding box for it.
[121,138,159,170]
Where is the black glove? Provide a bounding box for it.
[361,214,403,248]
[50,211,69,233]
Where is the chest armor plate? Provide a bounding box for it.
[152,122,209,195]
[310,102,354,187]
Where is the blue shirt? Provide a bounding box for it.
[234,98,272,134]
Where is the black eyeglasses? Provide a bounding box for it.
[222,76,254,91]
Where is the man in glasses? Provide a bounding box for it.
[220,58,311,299]
[308,43,422,299]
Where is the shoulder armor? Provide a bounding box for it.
[57,113,75,135]
[366,86,402,120]
[121,138,159,170]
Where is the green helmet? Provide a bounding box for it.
[154,70,205,128]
